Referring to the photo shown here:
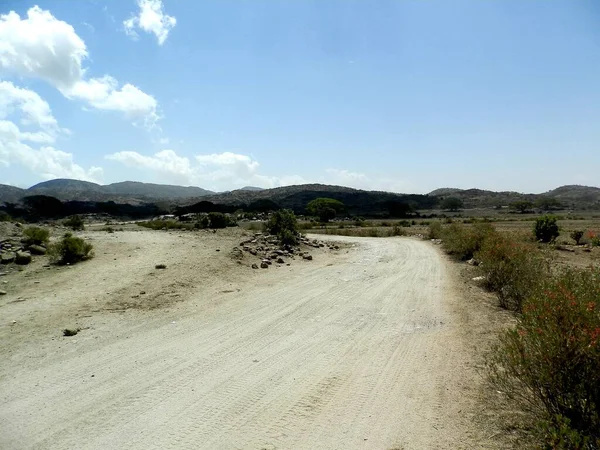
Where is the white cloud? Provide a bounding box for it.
[0,82,102,182]
[124,0,176,45]
[0,6,159,127]
[0,81,60,132]
[105,149,303,190]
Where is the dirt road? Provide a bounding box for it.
[1,233,481,449]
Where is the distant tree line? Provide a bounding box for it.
[0,191,440,223]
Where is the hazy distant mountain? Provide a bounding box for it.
[542,185,600,204]
[0,184,26,203]
[238,186,265,191]
[2,178,599,211]
[427,185,600,209]
[0,179,213,203]
[102,181,213,198]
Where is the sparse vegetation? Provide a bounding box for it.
[534,215,560,243]
[476,232,549,312]
[570,230,584,245]
[427,221,443,239]
[0,211,11,222]
[266,209,298,245]
[64,215,85,231]
[48,233,94,265]
[437,221,600,446]
[487,268,600,448]
[23,226,50,246]
[440,222,496,261]
[208,212,230,229]
[138,219,192,230]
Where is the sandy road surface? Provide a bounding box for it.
[1,234,480,449]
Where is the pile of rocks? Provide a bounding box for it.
[236,233,339,269]
[0,238,45,266]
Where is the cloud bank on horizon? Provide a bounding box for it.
[0,1,598,193]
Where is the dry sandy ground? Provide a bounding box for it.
[1,227,495,449]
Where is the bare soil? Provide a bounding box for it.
[1,226,506,449]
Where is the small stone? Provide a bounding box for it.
[1,253,15,264]
[303,254,313,261]
[252,263,259,269]
[0,290,7,295]
[15,251,32,265]
[260,262,269,269]
[29,245,47,255]
[277,258,285,264]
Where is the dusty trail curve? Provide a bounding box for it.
[0,235,479,449]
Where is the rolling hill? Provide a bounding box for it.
[1,179,214,203]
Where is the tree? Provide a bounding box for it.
[247,199,280,213]
[208,212,228,229]
[535,197,563,211]
[534,215,559,243]
[440,197,463,212]
[509,200,533,213]
[570,230,584,245]
[385,200,413,218]
[306,198,345,222]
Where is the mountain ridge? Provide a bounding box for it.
[1,179,599,210]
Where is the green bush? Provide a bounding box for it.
[0,211,11,222]
[138,220,190,230]
[23,226,50,246]
[194,215,210,229]
[534,215,559,243]
[49,233,94,265]
[441,222,496,261]
[570,230,584,245]
[64,215,85,231]
[428,221,443,239]
[487,268,600,447]
[208,212,229,229]
[266,209,298,244]
[476,232,549,312]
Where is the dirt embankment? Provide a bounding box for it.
[1,227,504,449]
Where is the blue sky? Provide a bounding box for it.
[1,0,599,194]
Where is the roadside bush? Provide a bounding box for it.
[428,221,443,239]
[194,215,210,229]
[49,233,94,265]
[138,220,190,230]
[64,215,85,231]
[266,209,298,244]
[441,222,496,261]
[391,225,405,236]
[0,211,11,222]
[570,230,584,245]
[534,215,559,243]
[487,268,600,447]
[476,233,549,312]
[208,212,229,229]
[23,226,50,246]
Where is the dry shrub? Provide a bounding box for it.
[49,233,94,265]
[427,221,443,239]
[441,222,496,261]
[487,268,600,448]
[476,233,550,312]
[23,226,50,246]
